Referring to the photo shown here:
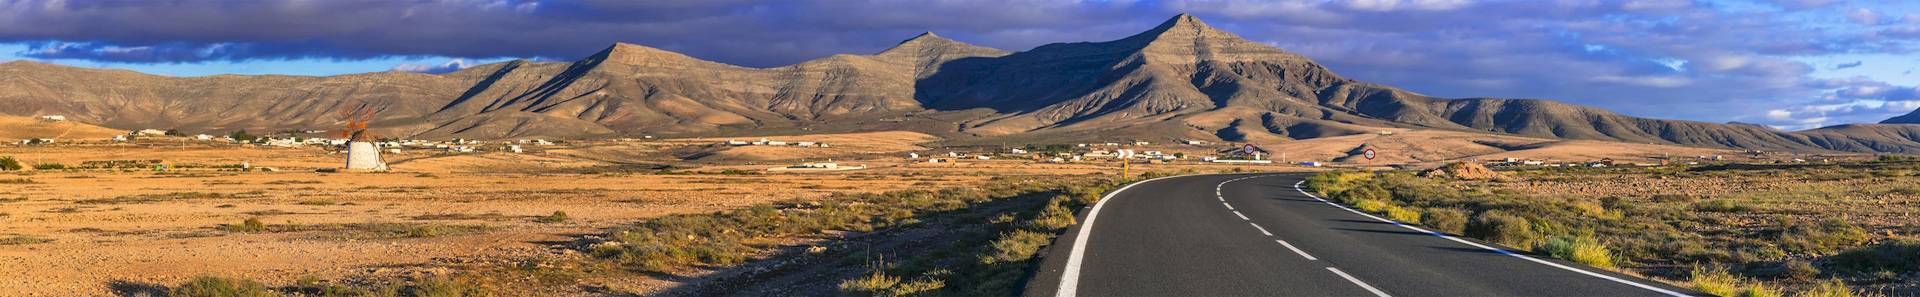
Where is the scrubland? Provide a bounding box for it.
[1306,160,1920,297]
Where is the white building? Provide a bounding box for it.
[39,115,65,121]
[135,129,167,136]
[345,132,388,172]
[506,145,524,153]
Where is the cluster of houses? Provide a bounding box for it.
[102,128,559,154]
[909,147,1187,164]
[723,138,829,148]
[1482,156,1728,168]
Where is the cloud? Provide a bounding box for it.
[1769,0,1840,10]
[1834,60,1864,69]
[391,59,475,74]
[0,0,1912,127]
[1847,8,1884,25]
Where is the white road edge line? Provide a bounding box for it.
[1326,267,1392,297]
[1276,240,1318,260]
[1222,202,1234,210]
[1289,179,1689,297]
[1055,174,1189,297]
[1249,222,1273,236]
[1232,210,1250,221]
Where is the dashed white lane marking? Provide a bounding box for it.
[1288,180,1689,297]
[1276,239,1318,260]
[1249,222,1273,236]
[1232,210,1250,221]
[1222,202,1234,210]
[1327,267,1392,297]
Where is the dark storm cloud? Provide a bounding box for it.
[0,0,1163,66]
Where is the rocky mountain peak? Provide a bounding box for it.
[589,42,723,68]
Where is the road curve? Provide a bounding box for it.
[1025,173,1699,297]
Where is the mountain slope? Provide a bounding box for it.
[426,34,1010,137]
[6,14,1920,154]
[1882,108,1920,124]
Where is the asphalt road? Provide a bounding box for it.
[1025,173,1699,297]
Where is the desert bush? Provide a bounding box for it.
[535,211,570,223]
[32,163,67,170]
[221,218,269,233]
[169,276,274,297]
[0,235,51,245]
[840,270,902,296]
[1792,279,1864,297]
[1778,218,1869,254]
[0,156,20,171]
[1692,265,1743,297]
[1783,259,1821,281]
[1420,208,1468,234]
[1537,236,1615,269]
[1352,199,1390,213]
[1695,199,1754,212]
[1384,206,1421,224]
[1466,211,1537,247]
[405,276,494,297]
[1341,184,1391,205]
[1021,198,1076,231]
[1742,283,1784,297]
[1829,240,1920,274]
[980,230,1052,265]
[1651,194,1698,203]
[0,178,36,184]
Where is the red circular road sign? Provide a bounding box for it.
[1363,148,1376,160]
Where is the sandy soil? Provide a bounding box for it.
[0,116,123,141]
[0,128,1783,295]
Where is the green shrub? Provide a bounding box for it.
[1342,184,1391,204]
[170,276,275,297]
[1651,194,1698,203]
[405,276,493,297]
[840,270,902,296]
[1695,199,1753,212]
[980,230,1052,265]
[1466,211,1537,247]
[534,211,570,223]
[0,235,52,245]
[1022,199,1076,231]
[1741,283,1783,297]
[31,163,67,170]
[1830,240,1920,274]
[1420,208,1468,234]
[1537,236,1615,269]
[1792,279,1861,297]
[1691,265,1742,297]
[0,156,20,171]
[1783,259,1820,281]
[1779,218,1869,254]
[1352,199,1390,213]
[221,218,269,233]
[1384,206,1421,224]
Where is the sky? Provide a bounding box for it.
[2,0,1917,130]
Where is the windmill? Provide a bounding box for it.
[339,102,388,171]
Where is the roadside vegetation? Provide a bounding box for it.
[584,173,1144,296]
[1306,161,1920,296]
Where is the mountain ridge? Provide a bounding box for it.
[7,14,1920,153]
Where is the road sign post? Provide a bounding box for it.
[1117,149,1135,177]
